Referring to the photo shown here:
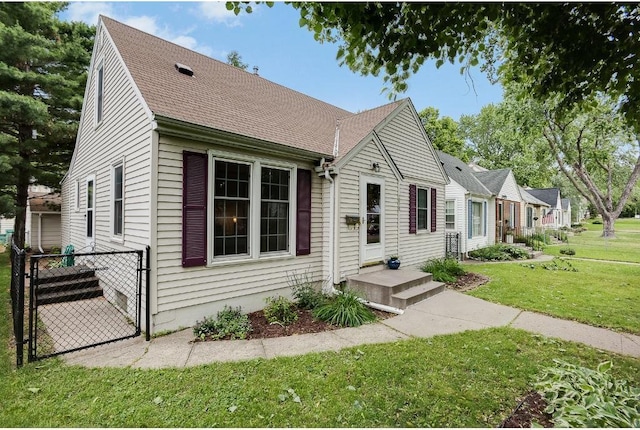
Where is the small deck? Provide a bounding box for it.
[348,267,445,309]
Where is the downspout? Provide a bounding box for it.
[38,213,43,254]
[320,159,337,294]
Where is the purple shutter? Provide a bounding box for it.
[431,188,437,232]
[409,184,417,234]
[182,151,207,267]
[296,169,312,256]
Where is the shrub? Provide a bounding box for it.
[421,258,466,283]
[559,247,576,255]
[288,271,327,310]
[193,306,252,340]
[264,296,298,326]
[535,360,640,427]
[313,289,376,327]
[468,244,530,261]
[592,219,603,225]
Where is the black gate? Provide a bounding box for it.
[9,243,149,366]
[445,232,461,260]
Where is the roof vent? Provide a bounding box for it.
[253,66,259,75]
[175,63,194,77]
[455,166,462,171]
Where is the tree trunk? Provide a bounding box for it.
[601,213,616,238]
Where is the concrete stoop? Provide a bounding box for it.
[347,267,445,309]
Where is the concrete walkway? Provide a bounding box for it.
[63,290,640,368]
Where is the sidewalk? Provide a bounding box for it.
[63,290,640,368]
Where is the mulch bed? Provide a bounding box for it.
[500,391,553,428]
[446,272,490,292]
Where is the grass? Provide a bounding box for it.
[465,259,640,334]
[544,218,640,262]
[2,245,640,427]
[1,328,640,427]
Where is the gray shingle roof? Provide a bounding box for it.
[101,16,403,159]
[526,188,561,208]
[561,198,571,210]
[436,151,492,196]
[519,186,550,206]
[472,169,512,195]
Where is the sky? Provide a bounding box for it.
[60,1,504,121]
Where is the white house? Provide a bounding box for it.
[526,188,564,229]
[437,151,495,257]
[519,186,551,234]
[61,17,449,334]
[26,185,61,252]
[561,198,572,227]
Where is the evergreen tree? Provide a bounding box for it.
[0,2,93,247]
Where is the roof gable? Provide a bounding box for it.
[527,188,561,208]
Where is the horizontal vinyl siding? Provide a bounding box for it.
[62,28,152,254]
[444,180,467,251]
[154,136,326,331]
[498,173,521,203]
[376,105,446,184]
[337,139,399,279]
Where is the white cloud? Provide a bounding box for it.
[197,1,244,27]
[66,2,114,24]
[122,15,159,36]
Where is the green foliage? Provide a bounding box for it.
[418,107,470,162]
[535,360,640,427]
[559,247,576,256]
[288,270,327,310]
[421,258,466,283]
[226,50,248,70]
[313,289,376,327]
[263,296,298,326]
[592,219,603,225]
[193,306,252,340]
[468,244,530,261]
[0,3,94,246]
[539,259,578,272]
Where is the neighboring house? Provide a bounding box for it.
[519,186,551,234]
[561,198,572,227]
[525,188,563,229]
[61,17,448,334]
[26,185,62,252]
[437,151,495,257]
[473,169,523,243]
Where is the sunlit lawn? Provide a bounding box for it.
[544,218,640,263]
[465,258,640,334]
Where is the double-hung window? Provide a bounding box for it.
[213,160,250,256]
[112,162,124,237]
[472,201,483,236]
[260,167,290,253]
[417,188,429,230]
[445,200,455,230]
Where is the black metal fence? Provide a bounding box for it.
[445,232,461,260]
[9,243,150,367]
[10,242,26,367]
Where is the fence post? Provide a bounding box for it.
[10,242,26,367]
[145,246,150,342]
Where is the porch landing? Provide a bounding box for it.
[348,267,445,309]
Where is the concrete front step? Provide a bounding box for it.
[391,281,446,309]
[37,265,96,285]
[348,268,436,307]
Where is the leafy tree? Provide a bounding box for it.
[459,97,554,188]
[229,3,640,134]
[0,2,93,248]
[542,96,640,237]
[226,50,248,70]
[418,107,469,162]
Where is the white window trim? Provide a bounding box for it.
[85,174,96,248]
[470,199,486,238]
[416,186,431,233]
[110,159,125,242]
[206,150,297,266]
[95,60,104,127]
[445,199,456,231]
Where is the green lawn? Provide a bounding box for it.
[466,259,640,334]
[544,218,640,262]
[2,249,640,427]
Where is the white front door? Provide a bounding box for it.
[86,175,95,249]
[360,175,384,265]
